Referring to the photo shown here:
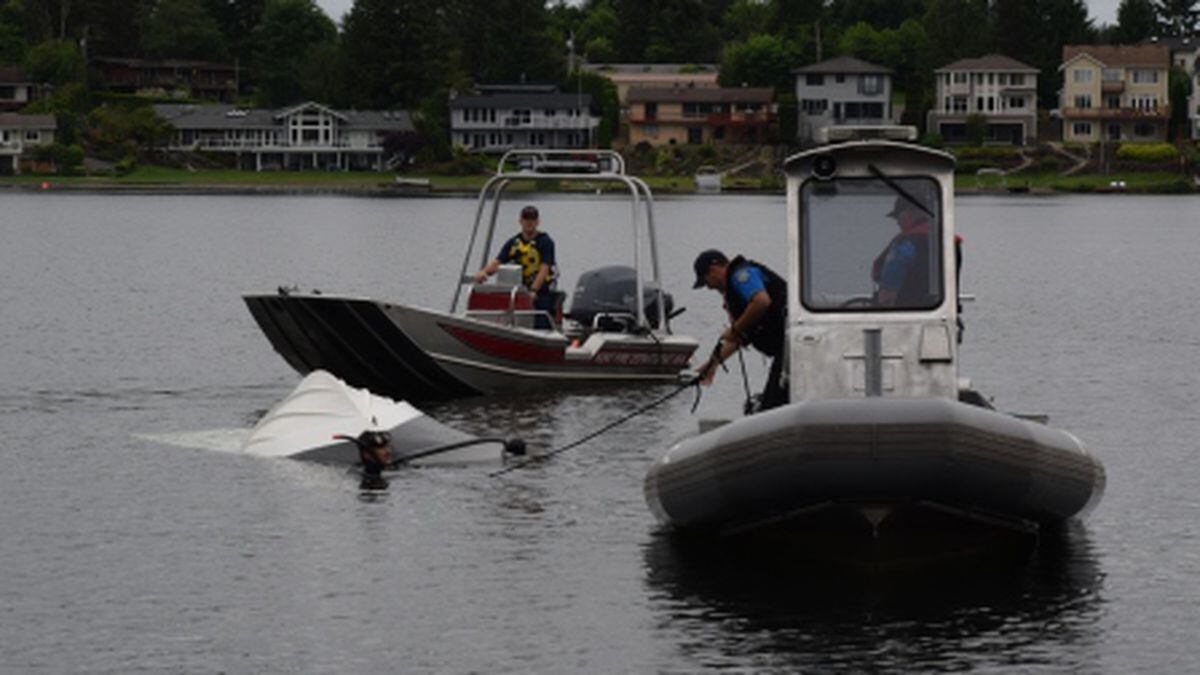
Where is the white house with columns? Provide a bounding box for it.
[154,101,414,171]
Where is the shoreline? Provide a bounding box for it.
[2,177,1196,198]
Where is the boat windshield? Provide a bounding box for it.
[800,176,943,312]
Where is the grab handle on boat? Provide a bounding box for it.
[863,328,882,397]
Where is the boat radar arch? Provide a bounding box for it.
[783,140,961,403]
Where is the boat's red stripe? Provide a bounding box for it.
[440,324,565,364]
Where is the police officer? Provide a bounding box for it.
[692,249,788,412]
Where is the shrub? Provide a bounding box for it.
[1115,142,1177,163]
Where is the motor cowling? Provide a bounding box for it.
[567,265,673,330]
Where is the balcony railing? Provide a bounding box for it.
[172,138,379,150]
[1061,106,1170,120]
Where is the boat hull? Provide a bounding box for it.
[645,397,1105,566]
[245,292,697,401]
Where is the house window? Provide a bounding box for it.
[1134,122,1155,136]
[24,130,39,141]
[1132,69,1158,83]
[987,73,994,85]
[1008,97,1025,109]
[998,73,1008,85]
[1102,69,1121,82]
[1011,74,1024,86]
[1072,122,1092,136]
[858,75,883,96]
[1074,94,1092,108]
[951,97,968,112]
[1073,69,1093,83]
[976,96,984,111]
[987,97,995,111]
[806,74,824,86]
[835,74,845,83]
[687,127,703,144]
[1105,95,1121,109]
[800,99,827,114]
[645,102,657,120]
[953,72,967,84]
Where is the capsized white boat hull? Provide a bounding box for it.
[242,370,505,466]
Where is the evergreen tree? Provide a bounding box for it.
[447,0,563,85]
[1154,0,1199,36]
[340,0,450,108]
[1115,0,1158,42]
[250,0,336,107]
[142,0,229,61]
[922,0,990,69]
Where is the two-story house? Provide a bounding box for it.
[793,56,894,144]
[0,66,49,111]
[927,54,1039,145]
[582,63,719,144]
[154,101,414,171]
[0,113,56,174]
[449,86,599,153]
[1141,36,1200,138]
[625,87,775,146]
[92,57,238,102]
[1060,44,1170,142]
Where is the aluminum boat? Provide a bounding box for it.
[245,150,699,402]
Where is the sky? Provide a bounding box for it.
[312,0,1123,30]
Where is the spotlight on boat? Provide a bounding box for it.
[812,154,837,180]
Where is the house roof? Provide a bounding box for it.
[91,56,236,71]
[1140,36,1199,53]
[793,56,891,75]
[936,53,1038,73]
[582,63,718,76]
[449,93,593,109]
[152,103,414,132]
[626,86,773,103]
[0,65,32,84]
[1061,44,1169,69]
[0,113,55,129]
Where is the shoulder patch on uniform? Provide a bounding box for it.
[735,269,751,283]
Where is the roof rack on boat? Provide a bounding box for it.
[451,149,667,332]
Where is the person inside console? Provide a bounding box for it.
[473,205,557,329]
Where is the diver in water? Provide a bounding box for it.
[355,429,393,490]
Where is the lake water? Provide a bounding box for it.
[1,189,1198,672]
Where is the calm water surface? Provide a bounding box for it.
[1,190,1197,672]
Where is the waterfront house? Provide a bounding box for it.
[927,54,1039,145]
[793,56,895,145]
[0,66,49,111]
[154,101,414,171]
[449,86,599,153]
[92,57,238,102]
[1059,44,1170,142]
[0,113,56,174]
[580,63,718,104]
[625,86,775,146]
[1141,36,1200,138]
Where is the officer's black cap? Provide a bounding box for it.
[692,249,727,288]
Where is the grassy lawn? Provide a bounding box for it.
[957,170,1194,193]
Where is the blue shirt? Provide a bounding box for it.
[729,264,768,304]
[879,239,917,290]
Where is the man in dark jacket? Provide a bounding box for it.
[692,249,788,411]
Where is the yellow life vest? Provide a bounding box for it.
[506,237,554,287]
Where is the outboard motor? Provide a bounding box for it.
[567,265,673,330]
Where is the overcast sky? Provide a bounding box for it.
[312,0,1123,32]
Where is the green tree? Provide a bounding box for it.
[718,33,798,90]
[142,0,230,60]
[612,0,721,62]
[993,0,1039,58]
[722,0,771,41]
[562,69,617,147]
[24,38,83,84]
[340,0,449,109]
[250,0,336,107]
[1168,64,1192,139]
[1115,0,1158,42]
[448,0,563,85]
[0,0,27,63]
[203,0,268,63]
[828,0,925,30]
[1154,0,1198,36]
[576,1,618,50]
[84,104,173,161]
[923,0,990,70]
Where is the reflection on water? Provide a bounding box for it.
[643,523,1104,671]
